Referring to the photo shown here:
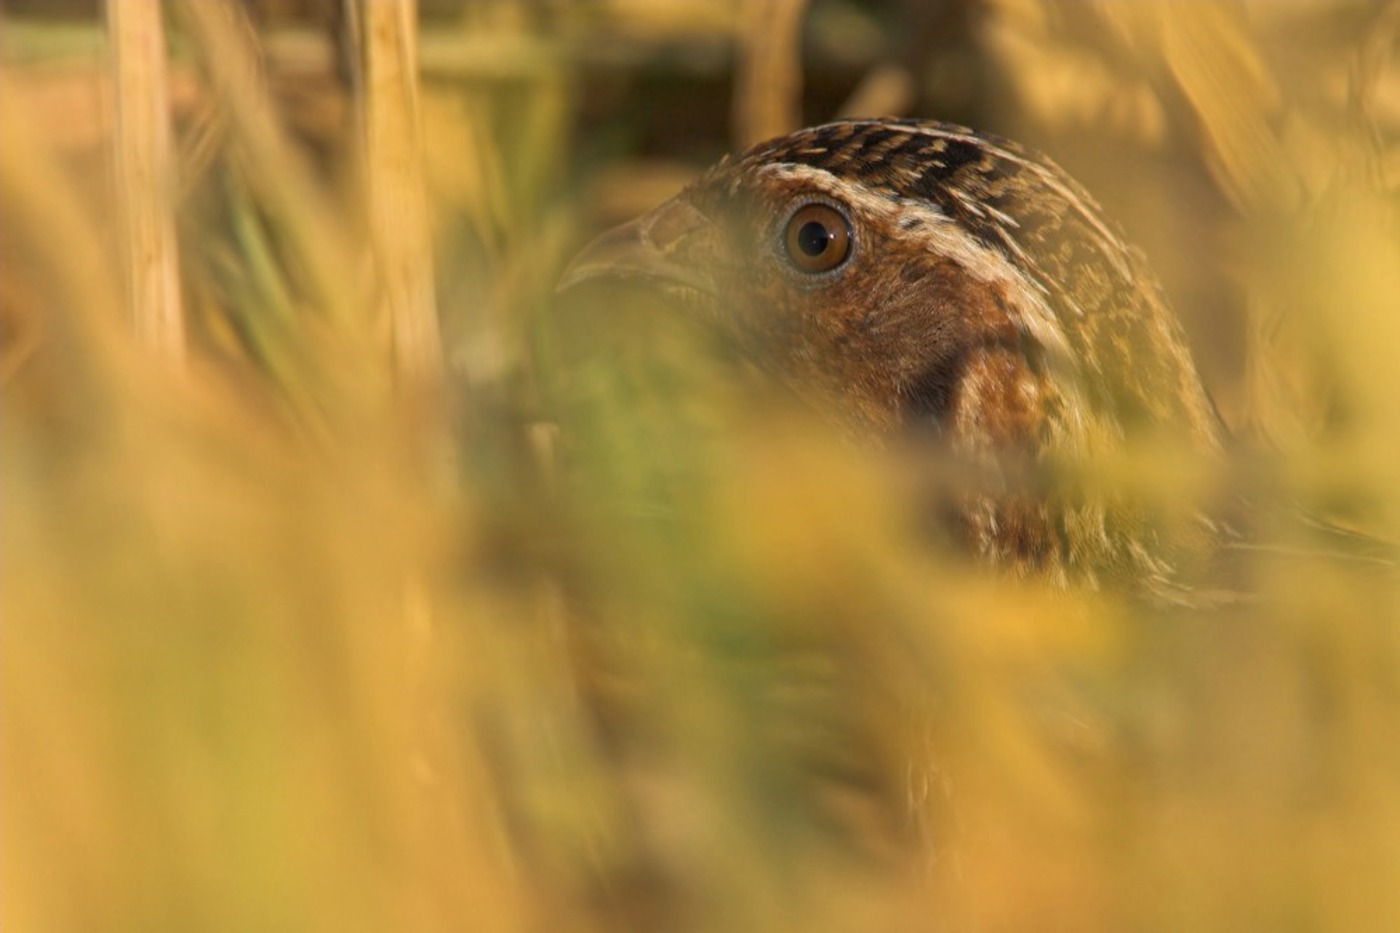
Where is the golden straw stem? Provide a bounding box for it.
[105,0,185,365]
[357,0,443,388]
[733,0,809,148]
[177,1,363,337]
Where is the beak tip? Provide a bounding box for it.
[554,217,650,296]
[554,261,599,295]
[555,201,715,300]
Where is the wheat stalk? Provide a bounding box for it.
[106,0,185,365]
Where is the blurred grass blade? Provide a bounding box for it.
[106,0,185,365]
[354,0,443,389]
[5,3,1400,931]
[0,73,127,426]
[734,0,808,147]
[1159,1,1300,212]
[176,0,365,338]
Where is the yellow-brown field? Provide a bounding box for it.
[4,2,1399,930]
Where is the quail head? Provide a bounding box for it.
[560,119,1229,595]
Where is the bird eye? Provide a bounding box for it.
[782,202,852,274]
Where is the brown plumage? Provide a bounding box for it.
[560,119,1230,596]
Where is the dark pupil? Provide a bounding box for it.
[796,220,831,257]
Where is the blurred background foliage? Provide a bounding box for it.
[3,1,1400,931]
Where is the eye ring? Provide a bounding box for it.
[781,201,853,275]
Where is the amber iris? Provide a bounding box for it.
[782,203,852,274]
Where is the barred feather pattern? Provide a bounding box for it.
[566,119,1230,596]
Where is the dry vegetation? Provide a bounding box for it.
[4,1,1400,931]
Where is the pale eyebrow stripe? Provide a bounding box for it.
[912,126,1130,280]
[805,121,1133,282]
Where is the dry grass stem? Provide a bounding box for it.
[177,0,363,337]
[4,3,1399,930]
[106,0,185,364]
[356,0,443,388]
[1160,3,1299,213]
[734,0,808,147]
[0,76,127,400]
[836,64,915,120]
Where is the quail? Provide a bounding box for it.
[559,118,1231,597]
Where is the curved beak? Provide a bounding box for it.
[556,198,716,297]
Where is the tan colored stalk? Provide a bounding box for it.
[177,1,363,336]
[356,0,443,388]
[733,0,809,148]
[106,0,185,365]
[1159,2,1300,213]
[0,74,126,396]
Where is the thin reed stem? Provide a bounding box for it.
[733,0,808,148]
[106,0,185,365]
[355,0,443,388]
[177,0,364,337]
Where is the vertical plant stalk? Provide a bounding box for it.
[734,0,809,148]
[178,1,364,339]
[106,0,185,365]
[1159,3,1300,213]
[357,0,443,388]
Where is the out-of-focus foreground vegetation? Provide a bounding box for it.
[4,1,1400,930]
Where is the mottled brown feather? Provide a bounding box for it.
[562,119,1230,596]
